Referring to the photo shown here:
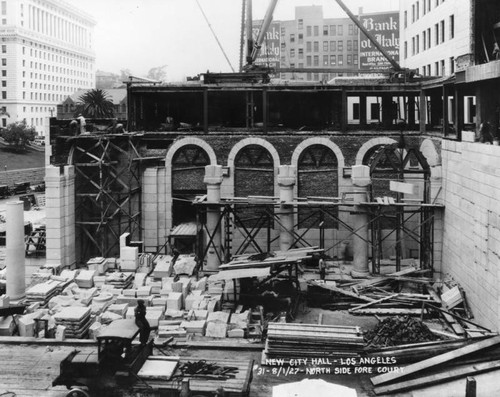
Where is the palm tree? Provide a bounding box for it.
[75,89,115,118]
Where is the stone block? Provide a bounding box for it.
[205,321,227,338]
[166,292,183,310]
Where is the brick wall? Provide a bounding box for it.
[0,167,45,187]
[442,140,500,331]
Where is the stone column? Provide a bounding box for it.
[351,165,371,278]
[45,165,75,269]
[204,165,223,270]
[6,202,26,301]
[277,165,296,252]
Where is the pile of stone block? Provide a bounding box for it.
[53,306,92,339]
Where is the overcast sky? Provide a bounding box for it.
[65,0,399,82]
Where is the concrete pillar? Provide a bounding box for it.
[351,165,371,278]
[6,202,26,301]
[277,165,297,252]
[204,165,223,270]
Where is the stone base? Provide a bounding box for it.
[351,269,370,278]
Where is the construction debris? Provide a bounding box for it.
[364,316,438,348]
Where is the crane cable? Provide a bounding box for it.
[195,0,236,72]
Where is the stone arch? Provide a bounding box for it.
[165,137,217,232]
[355,137,398,165]
[291,137,345,169]
[224,137,280,197]
[420,138,441,167]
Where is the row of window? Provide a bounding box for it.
[289,23,358,37]
[297,54,358,67]
[286,39,359,56]
[282,72,355,82]
[404,15,454,58]
[405,0,446,27]
[416,57,455,76]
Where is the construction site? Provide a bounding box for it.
[1,0,500,396]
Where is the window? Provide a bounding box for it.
[440,20,445,43]
[441,59,445,75]
[298,19,303,30]
[298,33,303,44]
[290,49,295,58]
[1,1,6,15]
[354,54,358,65]
[1,58,5,66]
[313,26,319,36]
[298,48,303,59]
[412,4,415,22]
[323,25,328,35]
[323,55,328,65]
[347,54,352,65]
[306,26,312,36]
[412,37,415,55]
[450,15,454,39]
[1,91,5,99]
[347,40,352,51]
[348,24,354,35]
[416,35,420,53]
[338,55,343,65]
[323,41,328,51]
[416,1,420,19]
[1,70,5,76]
[404,41,408,59]
[330,55,336,65]
[306,55,312,66]
[450,57,455,73]
[354,40,358,51]
[0,45,4,54]
[435,23,439,45]
[313,55,319,66]
[337,25,343,35]
[306,41,311,52]
[423,31,426,50]
[330,41,336,51]
[435,61,439,75]
[330,25,336,36]
[427,28,431,48]
[313,41,319,52]
[290,34,295,43]
[338,40,343,51]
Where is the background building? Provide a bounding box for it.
[277,6,360,82]
[0,0,96,136]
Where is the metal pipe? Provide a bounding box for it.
[250,0,279,63]
[333,0,402,71]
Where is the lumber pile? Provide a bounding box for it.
[263,323,364,362]
[371,335,500,395]
[364,316,438,348]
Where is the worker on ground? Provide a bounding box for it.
[478,121,494,144]
[319,256,326,281]
[77,113,86,134]
[134,299,151,345]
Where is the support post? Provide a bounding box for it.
[203,88,209,133]
[454,86,464,141]
[204,165,224,270]
[382,94,393,128]
[341,89,348,132]
[277,165,297,252]
[407,95,416,128]
[351,165,371,278]
[419,91,427,133]
[443,85,449,136]
[6,201,26,301]
[359,94,367,128]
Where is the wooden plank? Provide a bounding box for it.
[351,308,426,315]
[374,359,500,395]
[371,335,500,386]
[349,294,399,312]
[308,281,375,302]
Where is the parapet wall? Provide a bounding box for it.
[441,139,500,331]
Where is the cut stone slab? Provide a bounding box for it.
[205,321,228,338]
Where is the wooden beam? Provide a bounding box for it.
[371,335,500,386]
[374,360,500,395]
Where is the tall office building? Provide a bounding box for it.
[278,6,360,82]
[399,0,469,77]
[0,0,96,136]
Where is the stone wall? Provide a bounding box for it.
[441,139,500,331]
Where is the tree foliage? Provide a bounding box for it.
[75,89,115,118]
[0,121,36,150]
[147,65,167,81]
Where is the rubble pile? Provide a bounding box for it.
[365,315,438,347]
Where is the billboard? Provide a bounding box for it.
[252,21,281,69]
[359,12,399,71]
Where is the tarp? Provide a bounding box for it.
[272,379,357,397]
